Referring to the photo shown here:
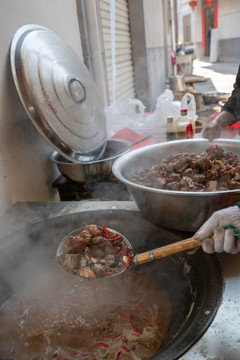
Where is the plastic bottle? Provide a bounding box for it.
[174,108,195,140]
[166,116,176,141]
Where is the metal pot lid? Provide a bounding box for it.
[10,24,107,162]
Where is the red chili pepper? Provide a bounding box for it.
[117,249,127,258]
[112,333,122,340]
[117,251,124,257]
[111,235,123,241]
[120,345,130,353]
[115,351,122,360]
[113,239,124,245]
[79,355,91,358]
[98,342,109,348]
[104,272,113,276]
[131,326,143,335]
[67,352,79,356]
[121,314,132,321]
[227,157,236,162]
[143,317,150,323]
[233,161,238,167]
[165,178,172,182]
[101,224,110,239]
[132,333,141,337]
[125,252,134,269]
[195,183,204,187]
[19,310,27,320]
[121,336,128,343]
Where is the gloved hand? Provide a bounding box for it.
[202,119,222,141]
[202,110,236,141]
[194,206,240,254]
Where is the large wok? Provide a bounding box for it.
[0,209,223,359]
[112,139,240,232]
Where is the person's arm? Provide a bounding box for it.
[222,64,240,118]
[194,205,240,254]
[202,110,236,141]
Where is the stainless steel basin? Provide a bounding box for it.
[112,139,240,231]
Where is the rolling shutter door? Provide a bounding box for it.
[99,0,135,104]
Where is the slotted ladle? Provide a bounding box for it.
[56,226,202,279]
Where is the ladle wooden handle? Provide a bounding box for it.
[134,237,202,265]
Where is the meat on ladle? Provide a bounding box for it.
[56,223,202,279]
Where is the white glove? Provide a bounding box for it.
[194,206,240,254]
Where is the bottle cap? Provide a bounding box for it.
[181,108,188,114]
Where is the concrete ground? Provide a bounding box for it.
[192,58,239,94]
[191,59,240,139]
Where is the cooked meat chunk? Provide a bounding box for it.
[92,236,110,246]
[84,223,102,236]
[65,235,89,254]
[91,246,105,258]
[227,180,240,189]
[183,168,194,177]
[206,145,224,160]
[170,172,181,181]
[104,254,116,267]
[218,169,230,182]
[92,262,108,277]
[233,173,240,182]
[157,178,166,188]
[192,174,206,183]
[132,145,240,192]
[208,180,218,191]
[198,157,212,171]
[166,181,181,191]
[61,223,133,278]
[64,254,82,272]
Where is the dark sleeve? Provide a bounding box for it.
[222,65,240,123]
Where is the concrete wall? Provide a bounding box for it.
[129,0,170,111]
[177,0,202,57]
[0,0,82,214]
[178,0,240,61]
[218,0,240,62]
[143,0,167,110]
[218,0,240,39]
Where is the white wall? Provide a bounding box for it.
[177,0,200,44]
[218,0,240,39]
[0,0,82,215]
[143,0,164,48]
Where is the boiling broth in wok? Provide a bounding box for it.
[0,270,171,360]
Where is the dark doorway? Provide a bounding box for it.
[205,6,215,56]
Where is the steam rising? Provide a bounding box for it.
[0,205,199,359]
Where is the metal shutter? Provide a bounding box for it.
[100,0,135,104]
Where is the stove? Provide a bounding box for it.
[52,174,131,201]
